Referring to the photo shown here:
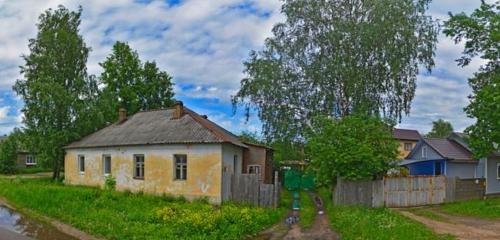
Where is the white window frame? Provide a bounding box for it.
[247,165,261,175]
[134,154,145,180]
[78,155,85,174]
[404,143,413,151]
[174,154,187,180]
[233,155,238,174]
[103,155,111,176]
[26,155,36,166]
[497,163,500,180]
[422,146,428,159]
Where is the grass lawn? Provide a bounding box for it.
[17,167,52,174]
[318,188,455,240]
[0,178,288,240]
[440,198,500,219]
[299,191,316,229]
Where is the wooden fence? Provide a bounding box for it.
[224,172,280,208]
[334,176,485,207]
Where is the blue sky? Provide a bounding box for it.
[0,0,492,136]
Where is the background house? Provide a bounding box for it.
[63,102,271,203]
[16,150,37,168]
[393,128,421,159]
[242,142,273,184]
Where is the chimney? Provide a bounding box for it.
[118,108,127,123]
[174,101,184,119]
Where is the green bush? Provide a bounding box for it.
[104,175,116,191]
[0,136,18,175]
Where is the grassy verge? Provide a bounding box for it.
[17,167,52,174]
[440,198,500,219]
[318,188,455,240]
[299,191,316,229]
[0,178,287,240]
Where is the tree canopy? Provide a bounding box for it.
[306,115,398,184]
[99,41,175,123]
[426,119,454,138]
[444,1,499,157]
[233,0,438,141]
[13,6,97,179]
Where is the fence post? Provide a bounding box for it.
[273,171,279,208]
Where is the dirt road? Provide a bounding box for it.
[399,208,500,240]
[256,192,339,240]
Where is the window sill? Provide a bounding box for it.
[79,172,85,175]
[173,179,187,181]
[133,177,144,180]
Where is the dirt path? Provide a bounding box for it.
[256,192,339,240]
[399,208,500,240]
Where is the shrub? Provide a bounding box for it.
[104,175,116,191]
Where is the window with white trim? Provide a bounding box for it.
[422,146,428,159]
[103,155,111,176]
[78,155,85,173]
[134,155,145,179]
[26,155,36,165]
[497,163,500,180]
[247,165,261,175]
[404,143,413,151]
[174,154,187,180]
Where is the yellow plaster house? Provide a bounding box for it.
[393,128,421,159]
[64,102,251,204]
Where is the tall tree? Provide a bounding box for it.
[233,0,438,141]
[13,6,96,179]
[306,115,398,183]
[444,1,499,157]
[426,119,454,138]
[99,41,143,121]
[0,130,22,174]
[99,42,175,122]
[140,61,175,110]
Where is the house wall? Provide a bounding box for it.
[221,143,244,201]
[446,162,477,179]
[486,156,500,194]
[64,144,224,203]
[410,142,442,160]
[476,158,486,178]
[242,145,273,184]
[396,140,419,159]
[407,160,445,176]
[16,153,27,168]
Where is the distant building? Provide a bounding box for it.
[393,128,422,159]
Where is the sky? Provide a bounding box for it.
[0,0,491,137]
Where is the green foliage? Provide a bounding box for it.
[13,6,97,179]
[426,119,454,138]
[443,1,500,158]
[306,115,398,184]
[0,178,286,240]
[0,135,19,174]
[239,131,263,145]
[318,188,454,240]
[271,141,304,163]
[233,0,438,141]
[104,175,116,191]
[99,41,175,123]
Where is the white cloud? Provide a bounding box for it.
[0,0,490,136]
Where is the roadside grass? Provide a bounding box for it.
[440,198,500,219]
[17,167,52,174]
[318,188,455,240]
[407,208,449,222]
[299,191,316,229]
[0,178,288,240]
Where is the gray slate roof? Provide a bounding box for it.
[65,107,247,149]
[424,138,474,162]
[393,128,421,141]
